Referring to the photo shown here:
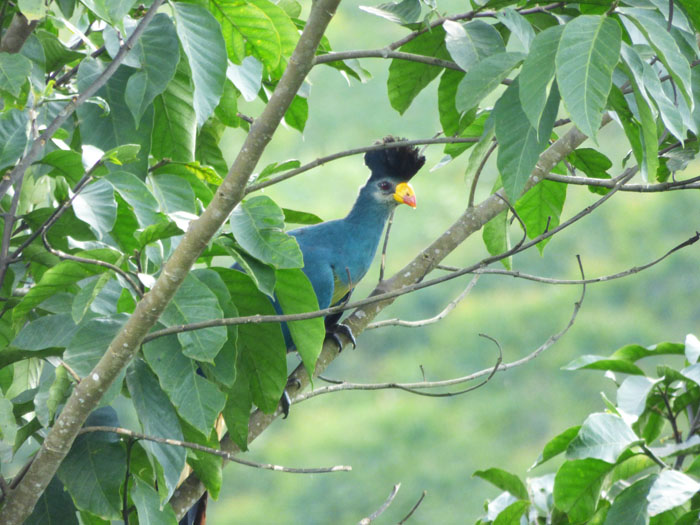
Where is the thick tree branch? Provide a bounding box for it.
[0,13,37,53]
[0,0,342,521]
[170,112,606,520]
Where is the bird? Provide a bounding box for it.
[179,136,425,525]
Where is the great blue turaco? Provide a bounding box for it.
[179,137,425,525]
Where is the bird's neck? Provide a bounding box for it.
[344,185,394,231]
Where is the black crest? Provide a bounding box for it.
[364,136,426,183]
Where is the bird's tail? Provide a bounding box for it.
[364,136,426,182]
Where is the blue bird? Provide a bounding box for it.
[179,137,425,525]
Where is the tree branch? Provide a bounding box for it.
[545,172,700,192]
[170,110,605,521]
[314,49,461,71]
[79,426,351,474]
[0,0,342,521]
[359,483,401,525]
[0,13,37,53]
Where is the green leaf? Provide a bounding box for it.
[38,149,84,186]
[443,19,505,72]
[359,0,421,25]
[228,55,263,101]
[126,359,186,503]
[473,468,528,500]
[81,0,136,26]
[174,3,227,126]
[555,15,621,141]
[212,0,282,71]
[34,364,72,427]
[619,8,693,108]
[222,347,252,451]
[568,147,612,194]
[105,171,160,228]
[161,273,227,362]
[57,407,126,519]
[455,52,526,113]
[27,477,79,525]
[196,120,228,177]
[275,268,324,381]
[12,313,77,350]
[494,79,556,202]
[482,210,510,270]
[495,8,535,52]
[438,69,466,136]
[13,249,121,324]
[387,26,448,114]
[284,95,308,133]
[152,56,197,162]
[519,25,564,133]
[282,208,322,225]
[566,413,641,463]
[124,13,179,125]
[681,362,700,386]
[76,59,153,175]
[181,420,223,499]
[0,53,31,97]
[604,475,655,525]
[617,376,664,421]
[553,458,612,523]
[248,0,298,60]
[142,334,227,436]
[149,173,196,214]
[607,85,644,173]
[531,425,581,469]
[223,240,276,297]
[231,196,304,269]
[18,0,47,20]
[562,355,645,375]
[677,0,700,32]
[647,470,700,516]
[610,342,685,362]
[136,220,183,249]
[0,109,28,170]
[131,477,177,525]
[72,179,117,240]
[36,29,84,72]
[493,500,529,525]
[214,269,287,414]
[515,179,566,253]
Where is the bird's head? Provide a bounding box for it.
[364,136,425,209]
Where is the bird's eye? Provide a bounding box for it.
[378,181,392,191]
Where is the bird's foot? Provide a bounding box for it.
[279,378,302,419]
[325,323,356,351]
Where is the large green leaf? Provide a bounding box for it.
[563,354,645,375]
[195,119,228,177]
[519,24,564,134]
[531,425,581,469]
[230,196,304,269]
[387,26,448,114]
[0,108,28,170]
[566,413,641,463]
[126,359,186,503]
[555,15,621,141]
[131,477,177,525]
[677,0,700,32]
[359,0,421,25]
[443,19,505,72]
[27,477,79,525]
[124,13,179,125]
[610,342,685,362]
[81,0,136,26]
[180,420,223,499]
[473,468,528,500]
[151,56,197,162]
[214,269,287,414]
[604,475,655,525]
[616,376,663,421]
[515,179,566,253]
[222,346,252,451]
[174,3,227,126]
[438,69,466,136]
[553,458,612,523]
[455,51,525,113]
[76,59,153,175]
[160,273,227,362]
[12,249,121,324]
[149,173,196,214]
[105,171,160,228]
[275,268,324,380]
[647,470,700,516]
[0,53,31,97]
[142,334,227,436]
[57,407,126,519]
[211,0,282,71]
[12,313,77,350]
[72,179,117,240]
[494,79,557,202]
[248,0,298,59]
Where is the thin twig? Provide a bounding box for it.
[79,426,352,474]
[378,209,395,283]
[0,171,24,292]
[58,360,82,383]
[367,274,479,329]
[244,137,479,194]
[293,258,585,405]
[642,444,669,469]
[359,483,401,525]
[54,46,107,87]
[545,172,700,192]
[315,50,461,71]
[468,142,498,208]
[398,490,427,525]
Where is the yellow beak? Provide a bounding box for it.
[393,182,416,208]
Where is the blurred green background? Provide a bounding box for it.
[209,1,700,523]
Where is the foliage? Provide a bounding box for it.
[475,336,700,525]
[0,0,697,523]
